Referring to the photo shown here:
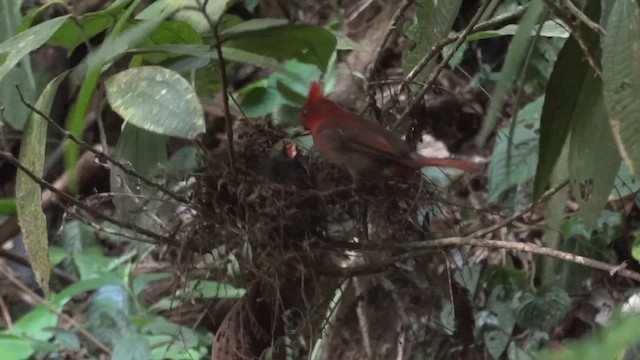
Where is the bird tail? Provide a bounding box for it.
[413,157,479,171]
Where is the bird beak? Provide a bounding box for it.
[285,143,298,159]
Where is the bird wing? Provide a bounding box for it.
[319,115,418,168]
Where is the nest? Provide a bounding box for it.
[187,120,463,283]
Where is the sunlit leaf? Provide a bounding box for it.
[106,66,205,138]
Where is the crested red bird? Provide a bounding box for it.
[300,82,478,181]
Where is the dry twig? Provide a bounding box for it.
[393,1,518,131]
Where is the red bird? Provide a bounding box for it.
[300,82,478,181]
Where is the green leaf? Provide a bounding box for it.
[185,280,245,298]
[219,47,283,70]
[568,72,620,229]
[276,80,307,106]
[465,20,569,42]
[482,287,516,360]
[611,162,640,199]
[541,141,570,286]
[632,235,640,261]
[221,18,288,35]
[106,66,205,138]
[167,146,198,174]
[0,334,33,360]
[602,0,640,176]
[0,15,69,83]
[15,73,68,296]
[488,97,542,202]
[539,313,640,360]
[66,10,169,187]
[225,25,337,72]
[109,124,168,232]
[0,198,16,215]
[517,288,570,329]
[475,0,545,146]
[47,12,115,52]
[49,246,69,267]
[402,0,462,86]
[138,20,204,63]
[533,0,600,200]
[86,15,169,70]
[137,0,231,33]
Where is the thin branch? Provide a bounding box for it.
[399,5,527,95]
[562,0,605,36]
[469,180,570,238]
[0,265,112,355]
[16,87,189,204]
[320,236,640,283]
[364,0,413,89]
[393,0,500,131]
[0,150,174,247]
[541,0,602,77]
[197,0,236,168]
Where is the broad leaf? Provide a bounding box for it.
[602,0,640,175]
[225,25,337,72]
[568,73,620,229]
[109,124,168,234]
[0,15,69,83]
[106,66,205,138]
[221,18,288,35]
[113,334,151,360]
[488,97,542,203]
[533,0,600,200]
[137,0,231,33]
[15,72,69,295]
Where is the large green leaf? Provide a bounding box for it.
[47,13,114,52]
[602,0,640,175]
[488,97,542,203]
[224,25,337,72]
[105,66,205,138]
[402,0,462,86]
[533,0,600,200]
[0,15,69,83]
[15,72,68,296]
[475,0,545,146]
[65,4,169,185]
[568,73,620,229]
[221,18,288,36]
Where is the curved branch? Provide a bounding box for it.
[321,236,640,283]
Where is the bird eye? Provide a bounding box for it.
[302,109,309,116]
